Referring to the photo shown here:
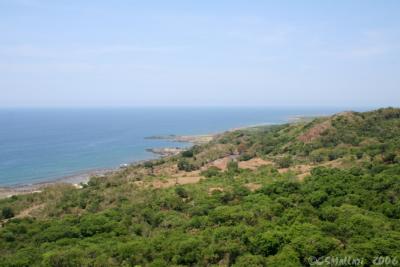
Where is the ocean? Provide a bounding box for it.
[0,107,343,186]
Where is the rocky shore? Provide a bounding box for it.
[146,147,184,157]
[145,134,214,145]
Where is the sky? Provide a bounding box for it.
[0,0,399,108]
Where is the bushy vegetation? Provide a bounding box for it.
[1,165,399,266]
[1,207,14,219]
[177,159,196,172]
[211,107,400,167]
[200,166,221,178]
[1,108,400,266]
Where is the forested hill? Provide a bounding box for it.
[1,108,400,266]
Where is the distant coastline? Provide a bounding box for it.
[0,168,115,199]
[0,124,270,199]
[145,134,215,156]
[4,107,323,186]
[0,134,210,199]
[0,111,336,199]
[0,128,242,198]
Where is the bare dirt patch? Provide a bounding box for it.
[278,167,289,174]
[298,120,331,143]
[151,179,177,189]
[244,183,262,192]
[144,170,204,189]
[208,187,224,195]
[15,203,45,219]
[293,164,313,173]
[321,159,343,168]
[151,176,203,189]
[278,164,313,180]
[278,161,343,181]
[207,155,238,170]
[238,158,273,170]
[153,163,179,176]
[297,172,310,181]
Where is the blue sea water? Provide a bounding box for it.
[0,107,343,186]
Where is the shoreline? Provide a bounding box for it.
[0,134,209,199]
[0,168,117,199]
[145,134,215,145]
[0,117,302,199]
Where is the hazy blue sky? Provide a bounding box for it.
[1,0,399,108]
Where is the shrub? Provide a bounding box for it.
[175,187,189,198]
[309,190,328,207]
[182,150,194,158]
[276,156,292,168]
[144,161,154,168]
[177,159,196,171]
[382,152,397,163]
[311,152,324,163]
[250,231,285,256]
[1,207,14,219]
[2,231,15,242]
[227,160,239,173]
[201,166,221,178]
[238,153,252,161]
[42,248,85,267]
[79,214,114,237]
[233,254,266,267]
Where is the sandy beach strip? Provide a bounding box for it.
[0,168,115,199]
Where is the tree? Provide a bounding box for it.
[233,254,266,267]
[1,207,14,219]
[177,159,195,171]
[144,161,154,168]
[175,186,189,198]
[250,231,285,256]
[276,156,292,168]
[309,190,328,207]
[265,246,302,267]
[182,150,194,158]
[42,248,86,267]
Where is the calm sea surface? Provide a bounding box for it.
[0,107,343,186]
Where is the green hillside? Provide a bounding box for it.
[1,108,400,266]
